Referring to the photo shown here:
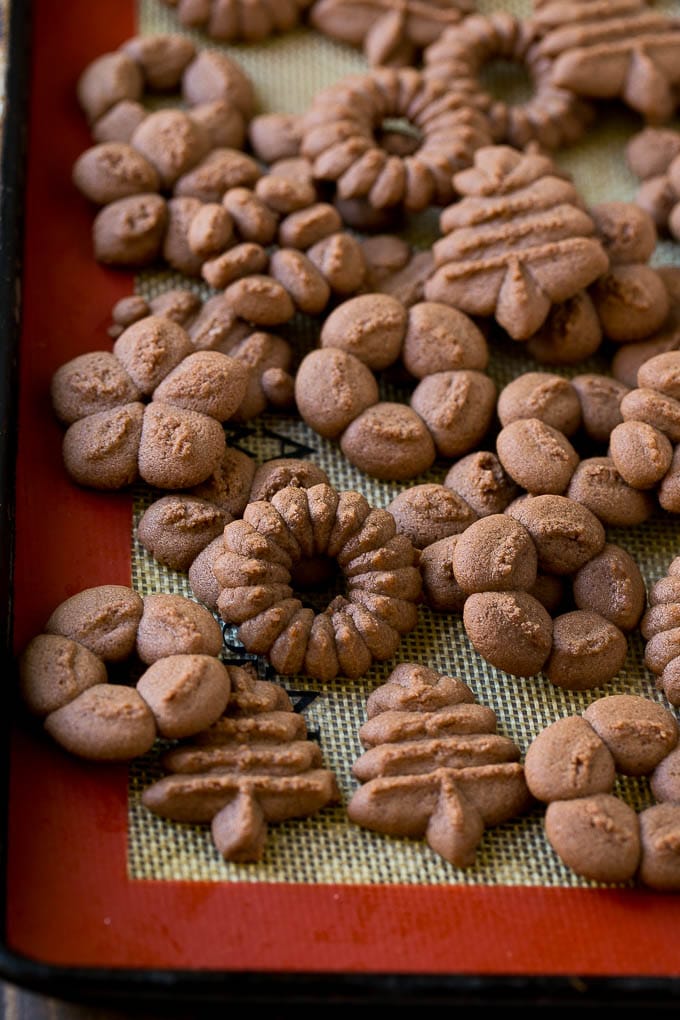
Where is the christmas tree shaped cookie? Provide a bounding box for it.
[347,662,532,866]
[424,145,609,340]
[310,0,473,67]
[142,664,340,861]
[531,0,680,123]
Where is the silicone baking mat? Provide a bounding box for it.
[4,0,680,998]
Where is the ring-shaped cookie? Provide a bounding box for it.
[422,12,593,151]
[300,66,492,212]
[418,498,648,691]
[50,313,259,492]
[18,586,232,760]
[77,34,255,148]
[294,292,497,482]
[212,482,422,681]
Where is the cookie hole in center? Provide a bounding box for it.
[479,59,533,107]
[291,555,344,612]
[378,117,423,156]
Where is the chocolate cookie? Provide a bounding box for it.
[425,146,609,340]
[300,67,491,213]
[54,315,259,492]
[531,0,680,123]
[141,664,340,862]
[213,483,421,681]
[462,590,553,678]
[20,585,231,761]
[159,0,313,43]
[524,693,680,887]
[424,11,593,150]
[310,0,472,67]
[296,294,497,481]
[347,662,531,867]
[641,557,680,706]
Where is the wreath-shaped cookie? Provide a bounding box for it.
[211,481,422,681]
[417,494,646,691]
[299,66,493,213]
[50,314,256,492]
[294,291,496,481]
[18,585,231,760]
[608,351,680,515]
[626,126,680,237]
[422,11,594,150]
[77,34,255,148]
[108,287,297,418]
[641,556,680,708]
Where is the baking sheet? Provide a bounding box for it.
[2,0,680,1005]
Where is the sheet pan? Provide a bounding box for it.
[1,0,679,1007]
